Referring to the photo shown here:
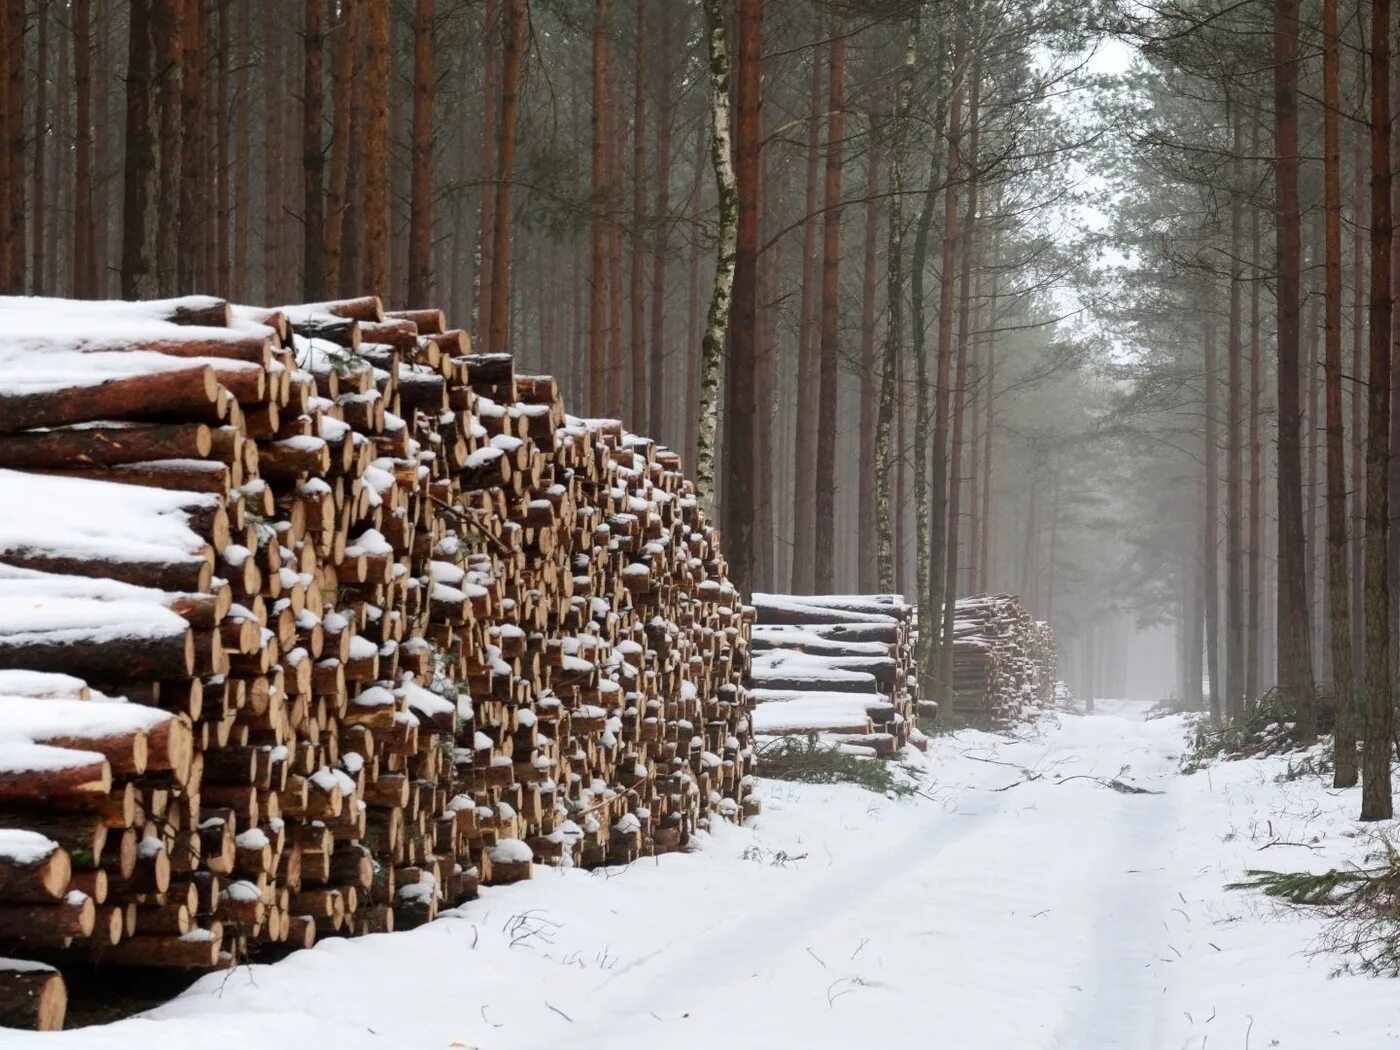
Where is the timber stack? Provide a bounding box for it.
[0,293,753,1031]
[947,594,1057,727]
[746,594,923,757]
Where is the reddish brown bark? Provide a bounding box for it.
[487,0,526,346]
[813,32,845,593]
[303,0,326,299]
[362,0,389,296]
[647,1,673,441]
[723,0,762,589]
[791,40,822,593]
[629,0,647,429]
[406,0,435,306]
[589,0,610,413]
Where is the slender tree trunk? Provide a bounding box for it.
[925,37,964,702]
[1225,105,1246,720]
[812,28,846,593]
[261,0,280,299]
[941,48,980,679]
[876,23,917,595]
[404,0,434,305]
[721,0,761,588]
[121,0,159,298]
[1274,0,1317,740]
[911,122,944,676]
[859,129,881,593]
[177,0,203,293]
[31,0,47,295]
[1322,0,1356,786]
[1361,0,1393,820]
[979,225,999,594]
[1351,114,1367,684]
[7,0,25,290]
[1246,121,1264,704]
[695,0,738,508]
[475,0,498,335]
[0,0,10,292]
[791,41,822,593]
[1204,316,1222,723]
[629,0,648,429]
[487,0,526,347]
[323,0,356,299]
[214,0,229,292]
[362,0,389,296]
[73,0,95,296]
[302,0,326,299]
[589,0,610,414]
[647,1,673,444]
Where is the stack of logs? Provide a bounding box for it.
[746,594,923,757]
[0,293,754,1031]
[948,594,1057,727]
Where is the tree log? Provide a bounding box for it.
[0,366,222,432]
[0,958,67,1031]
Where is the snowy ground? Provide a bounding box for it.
[11,699,1400,1049]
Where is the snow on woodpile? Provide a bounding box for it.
[946,593,1058,727]
[0,293,753,1030]
[747,594,921,757]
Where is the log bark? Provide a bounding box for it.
[0,960,66,1031]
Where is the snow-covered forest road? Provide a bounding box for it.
[15,702,1400,1050]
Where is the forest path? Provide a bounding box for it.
[37,703,1400,1050]
[562,698,1192,1049]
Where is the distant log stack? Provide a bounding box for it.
[0,293,753,1030]
[747,594,923,756]
[947,594,1057,727]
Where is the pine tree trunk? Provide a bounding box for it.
[1274,0,1318,741]
[858,128,881,594]
[323,0,356,299]
[647,1,673,444]
[629,0,647,430]
[475,0,498,338]
[722,0,761,589]
[876,24,917,595]
[1246,121,1264,704]
[1361,0,1393,820]
[487,0,526,347]
[694,0,738,509]
[924,39,964,703]
[791,39,822,594]
[1204,317,1222,723]
[1225,105,1247,720]
[214,0,230,291]
[1351,115,1366,685]
[941,47,980,680]
[121,0,160,298]
[813,28,846,592]
[73,0,95,296]
[0,0,10,292]
[362,0,389,296]
[589,0,610,414]
[302,0,326,300]
[177,0,203,293]
[261,0,280,300]
[31,0,47,295]
[1322,0,1356,786]
[7,0,25,291]
[979,225,1000,594]
[231,0,250,298]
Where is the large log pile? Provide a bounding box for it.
[0,294,753,1030]
[747,594,923,756]
[947,594,1057,727]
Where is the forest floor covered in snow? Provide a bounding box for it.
[10,699,1400,1049]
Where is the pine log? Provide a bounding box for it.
[0,366,223,432]
[0,958,67,1031]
